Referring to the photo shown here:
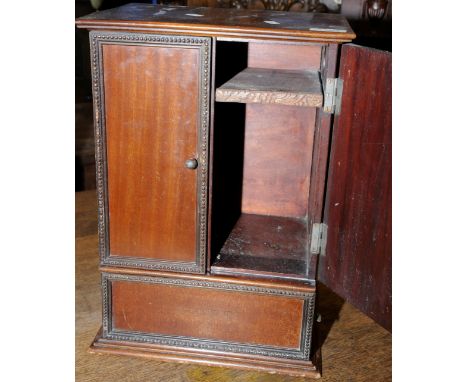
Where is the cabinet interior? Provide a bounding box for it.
[210,40,324,281]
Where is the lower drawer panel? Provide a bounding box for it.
[101,272,315,360]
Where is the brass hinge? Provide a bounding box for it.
[323,78,343,115]
[310,223,328,256]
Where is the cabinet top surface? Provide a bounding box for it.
[76,3,355,43]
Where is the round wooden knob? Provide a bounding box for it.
[184,158,198,170]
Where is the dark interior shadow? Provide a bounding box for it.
[75,156,86,192]
[312,282,346,360]
[210,41,248,262]
[348,19,392,52]
[210,102,246,259]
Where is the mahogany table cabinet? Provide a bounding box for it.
[76,4,391,379]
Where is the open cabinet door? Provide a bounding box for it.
[318,44,392,331]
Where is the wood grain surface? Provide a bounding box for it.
[319,45,392,331]
[241,103,315,218]
[307,44,339,277]
[112,278,304,349]
[211,213,308,280]
[75,4,355,43]
[215,68,323,107]
[76,190,391,381]
[248,42,322,71]
[104,43,199,263]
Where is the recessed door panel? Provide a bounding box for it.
[101,272,316,360]
[90,32,211,273]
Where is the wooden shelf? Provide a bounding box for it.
[211,213,308,280]
[215,68,323,107]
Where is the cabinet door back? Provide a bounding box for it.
[319,44,392,330]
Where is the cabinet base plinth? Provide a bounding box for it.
[90,328,321,379]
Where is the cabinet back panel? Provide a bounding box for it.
[241,104,315,218]
[248,42,321,71]
[111,279,304,349]
[103,44,199,262]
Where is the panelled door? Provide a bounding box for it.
[319,44,392,330]
[90,32,211,274]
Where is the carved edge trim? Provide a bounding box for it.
[101,256,202,274]
[302,294,315,359]
[89,31,211,275]
[101,274,110,337]
[101,272,315,360]
[90,32,108,272]
[197,35,211,273]
[104,272,315,297]
[107,330,302,360]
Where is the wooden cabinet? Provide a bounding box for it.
[77,4,391,379]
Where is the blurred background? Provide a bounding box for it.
[75,0,391,191]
